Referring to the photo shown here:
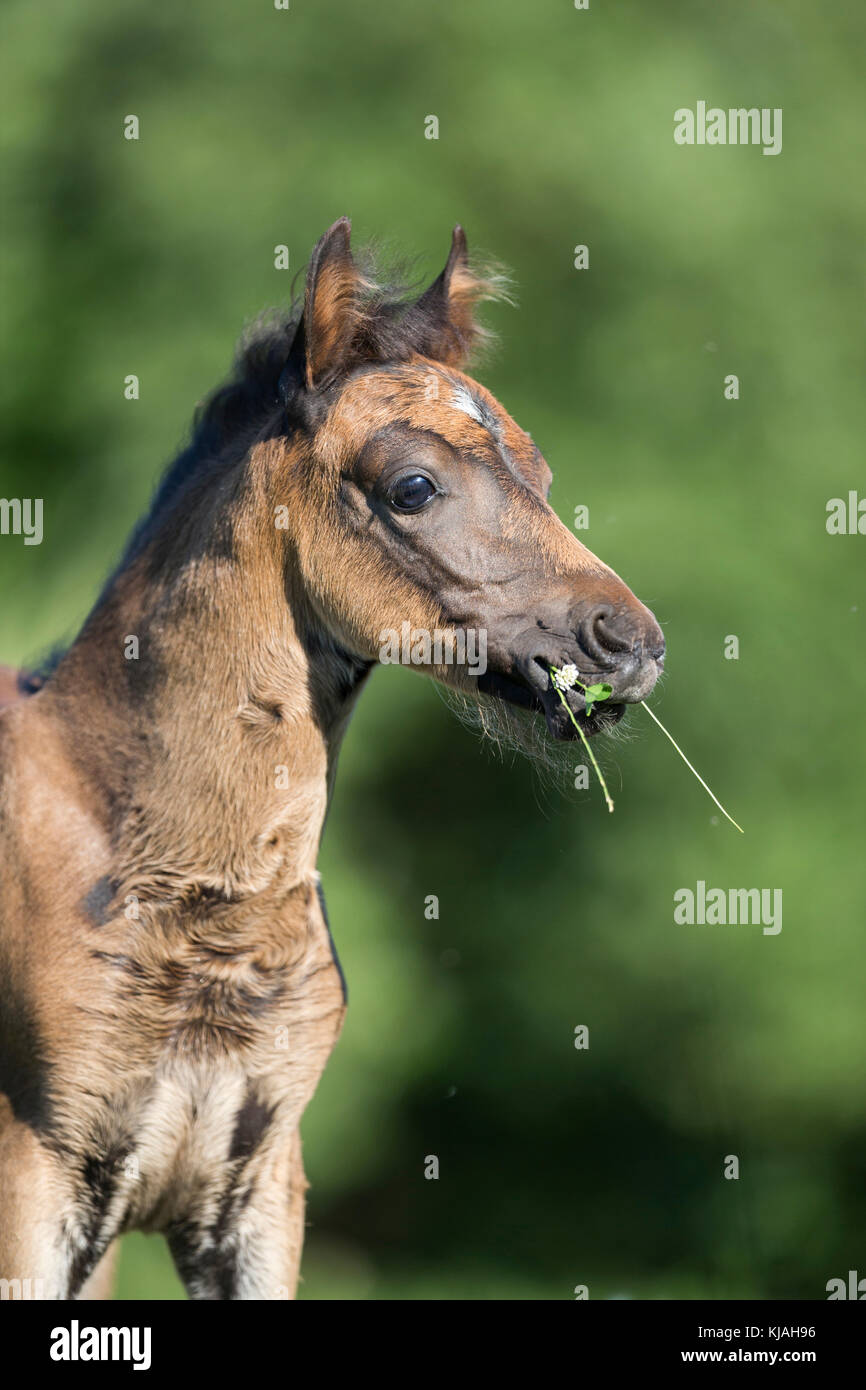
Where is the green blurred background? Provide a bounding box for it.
[1,0,864,1299]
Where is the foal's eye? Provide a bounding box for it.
[387,474,437,512]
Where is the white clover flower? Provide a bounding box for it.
[553,663,581,691]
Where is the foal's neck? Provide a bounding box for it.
[44,440,366,902]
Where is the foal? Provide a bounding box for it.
[0,219,663,1299]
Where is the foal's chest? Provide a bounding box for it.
[69,880,346,1232]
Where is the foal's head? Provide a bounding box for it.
[271,219,664,744]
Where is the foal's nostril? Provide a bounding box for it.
[594,613,635,655]
[579,605,634,665]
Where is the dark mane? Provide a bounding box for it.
[123,307,302,564]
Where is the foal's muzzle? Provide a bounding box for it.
[511,595,665,740]
[575,602,665,702]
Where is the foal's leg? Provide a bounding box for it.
[0,1100,120,1299]
[0,1106,74,1299]
[167,1129,309,1301]
[233,1129,308,1301]
[77,1241,117,1300]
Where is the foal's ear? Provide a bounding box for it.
[411,226,497,367]
[295,217,366,391]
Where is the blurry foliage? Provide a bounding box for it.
[1,0,863,1299]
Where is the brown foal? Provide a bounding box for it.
[0,219,663,1299]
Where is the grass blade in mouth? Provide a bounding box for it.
[549,664,743,832]
[640,700,744,834]
[550,668,615,814]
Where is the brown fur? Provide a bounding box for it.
[0,667,23,712]
[0,221,663,1300]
